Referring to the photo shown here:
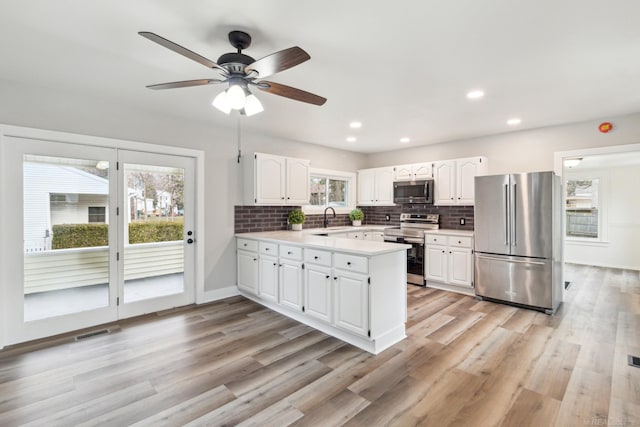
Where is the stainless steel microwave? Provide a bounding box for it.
[393,179,434,204]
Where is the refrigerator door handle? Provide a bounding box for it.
[476,255,546,266]
[512,183,517,247]
[504,184,509,245]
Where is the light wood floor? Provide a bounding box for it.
[1,264,639,426]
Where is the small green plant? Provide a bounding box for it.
[288,209,306,225]
[349,208,364,221]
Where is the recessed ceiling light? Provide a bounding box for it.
[466,90,485,100]
[349,121,362,129]
[346,136,357,143]
[507,118,522,126]
[400,137,410,143]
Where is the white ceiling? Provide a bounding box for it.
[565,151,640,170]
[2,1,640,154]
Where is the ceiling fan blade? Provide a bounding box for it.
[146,79,225,90]
[139,31,227,73]
[244,47,310,78]
[256,81,326,106]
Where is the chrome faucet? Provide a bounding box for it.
[323,206,336,228]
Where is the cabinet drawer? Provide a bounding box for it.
[334,253,368,274]
[280,245,303,261]
[304,248,332,266]
[448,236,473,248]
[425,234,445,245]
[237,238,258,252]
[259,241,278,255]
[347,232,364,240]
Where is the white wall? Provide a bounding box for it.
[564,165,640,270]
[365,112,640,174]
[0,79,368,293]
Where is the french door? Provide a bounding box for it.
[2,137,196,345]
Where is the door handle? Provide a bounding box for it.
[504,184,509,245]
[476,255,546,266]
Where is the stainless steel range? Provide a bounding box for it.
[383,213,439,286]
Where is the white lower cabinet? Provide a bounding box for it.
[425,232,474,294]
[236,236,407,354]
[304,263,332,323]
[258,254,279,302]
[237,249,259,294]
[279,258,303,311]
[334,270,369,337]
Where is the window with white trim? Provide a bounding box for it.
[565,178,600,239]
[304,168,356,214]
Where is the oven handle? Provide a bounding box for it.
[403,237,425,244]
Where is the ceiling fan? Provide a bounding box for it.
[139,30,327,116]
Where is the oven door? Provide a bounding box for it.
[403,237,425,286]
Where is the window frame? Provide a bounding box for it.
[564,172,608,244]
[303,168,356,215]
[88,206,106,223]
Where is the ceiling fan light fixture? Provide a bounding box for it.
[227,84,246,110]
[212,91,232,114]
[244,94,264,117]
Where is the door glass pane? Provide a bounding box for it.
[124,163,185,303]
[23,155,110,321]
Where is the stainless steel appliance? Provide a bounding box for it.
[474,171,563,314]
[393,179,434,204]
[384,213,439,286]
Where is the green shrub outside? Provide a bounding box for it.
[128,222,183,244]
[52,222,183,249]
[52,224,108,249]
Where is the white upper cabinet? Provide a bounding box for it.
[434,157,488,206]
[245,153,310,205]
[433,160,456,205]
[393,162,432,181]
[285,157,311,204]
[357,167,394,206]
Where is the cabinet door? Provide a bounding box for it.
[357,169,376,205]
[237,250,259,294]
[259,254,279,302]
[374,167,394,205]
[433,160,456,205]
[394,164,413,181]
[413,163,432,180]
[425,245,447,282]
[363,231,384,242]
[286,158,310,204]
[255,154,286,204]
[304,265,332,323]
[456,158,481,205]
[280,259,303,311]
[449,247,473,287]
[334,271,369,337]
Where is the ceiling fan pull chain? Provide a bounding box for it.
[237,115,242,164]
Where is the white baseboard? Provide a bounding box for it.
[197,286,240,304]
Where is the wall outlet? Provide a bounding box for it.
[385,214,391,221]
[459,218,466,225]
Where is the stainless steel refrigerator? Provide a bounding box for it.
[474,171,563,314]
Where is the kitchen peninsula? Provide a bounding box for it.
[236,228,410,354]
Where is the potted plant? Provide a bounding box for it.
[349,208,364,226]
[288,209,305,231]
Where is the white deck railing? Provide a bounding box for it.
[23,241,184,294]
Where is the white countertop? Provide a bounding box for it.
[423,229,474,237]
[301,225,388,235]
[236,227,410,256]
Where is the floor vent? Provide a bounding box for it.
[75,329,110,341]
[564,281,572,290]
[628,355,640,368]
